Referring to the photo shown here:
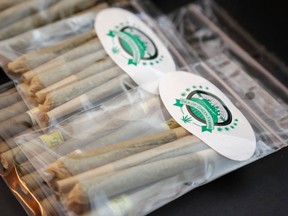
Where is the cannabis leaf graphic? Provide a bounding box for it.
[181,115,192,124]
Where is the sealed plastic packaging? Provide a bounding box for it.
[0,1,125,137]
[12,64,287,216]
[9,4,288,207]
[0,0,191,129]
[169,0,288,144]
[0,1,194,215]
[0,0,192,176]
[10,87,182,215]
[1,1,287,216]
[0,0,135,145]
[0,0,131,176]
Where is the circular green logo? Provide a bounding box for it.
[186,90,232,126]
[119,27,158,60]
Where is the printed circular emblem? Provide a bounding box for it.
[186,90,232,126]
[96,8,176,94]
[118,27,158,61]
[159,72,256,161]
[174,88,236,133]
[107,23,164,67]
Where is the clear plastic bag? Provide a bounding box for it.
[0,1,195,215]
[0,0,130,176]
[11,61,287,215]
[11,87,182,215]
[0,0,193,177]
[0,0,192,130]
[170,1,288,144]
[0,1,287,216]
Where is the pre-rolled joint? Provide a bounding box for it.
[28,77,44,96]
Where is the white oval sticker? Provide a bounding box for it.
[159,72,256,161]
[95,8,176,94]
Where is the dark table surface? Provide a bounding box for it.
[0,0,287,215]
